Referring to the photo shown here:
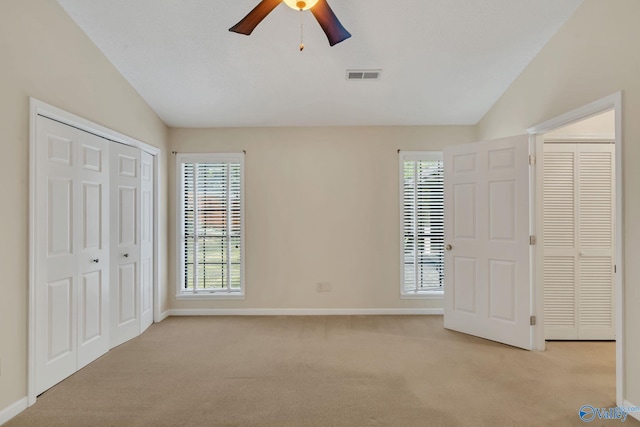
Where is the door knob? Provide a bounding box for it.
[445,244,452,251]
[91,258,99,263]
[123,253,129,258]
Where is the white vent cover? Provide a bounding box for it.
[346,69,382,81]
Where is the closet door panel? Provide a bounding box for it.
[110,143,141,348]
[35,118,78,394]
[140,150,154,332]
[77,132,110,368]
[576,145,615,339]
[543,144,578,340]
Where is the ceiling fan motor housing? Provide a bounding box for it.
[283,0,319,11]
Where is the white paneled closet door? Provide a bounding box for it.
[35,117,110,394]
[140,150,154,332]
[543,143,615,340]
[109,143,142,348]
[76,131,110,368]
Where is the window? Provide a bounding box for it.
[400,151,444,297]
[177,153,245,298]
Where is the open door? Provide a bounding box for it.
[443,135,532,350]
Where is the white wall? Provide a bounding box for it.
[477,0,640,407]
[168,126,476,312]
[0,0,168,413]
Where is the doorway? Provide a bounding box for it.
[541,111,616,341]
[527,92,624,406]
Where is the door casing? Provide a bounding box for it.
[527,91,624,406]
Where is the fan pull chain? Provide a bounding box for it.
[299,9,304,51]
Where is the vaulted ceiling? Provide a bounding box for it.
[56,0,583,127]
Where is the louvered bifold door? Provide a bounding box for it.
[543,145,577,339]
[576,144,615,340]
[543,143,615,340]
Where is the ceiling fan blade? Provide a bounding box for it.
[310,0,351,46]
[229,0,282,36]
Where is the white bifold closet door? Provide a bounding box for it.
[108,145,154,346]
[109,143,142,348]
[35,117,110,394]
[34,114,155,395]
[543,143,615,340]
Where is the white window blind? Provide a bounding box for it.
[178,153,244,297]
[400,152,444,295]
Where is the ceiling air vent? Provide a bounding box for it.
[346,69,382,81]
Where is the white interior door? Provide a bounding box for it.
[76,131,110,368]
[35,117,79,393]
[35,117,111,393]
[443,135,532,350]
[110,143,141,348]
[543,143,615,340]
[140,150,154,332]
[32,108,156,398]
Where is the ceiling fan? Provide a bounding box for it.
[229,0,351,47]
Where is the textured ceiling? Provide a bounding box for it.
[56,0,582,128]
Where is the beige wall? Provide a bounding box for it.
[168,126,475,311]
[477,0,640,406]
[545,110,615,140]
[0,0,168,411]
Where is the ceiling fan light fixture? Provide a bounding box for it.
[230,0,351,47]
[283,0,319,11]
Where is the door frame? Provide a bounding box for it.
[526,92,624,405]
[28,98,161,406]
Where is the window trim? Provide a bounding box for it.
[399,151,444,299]
[175,152,246,300]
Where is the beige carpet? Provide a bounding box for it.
[7,316,638,427]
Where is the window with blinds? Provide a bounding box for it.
[177,153,245,297]
[400,152,444,296]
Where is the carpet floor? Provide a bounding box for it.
[6,315,637,427]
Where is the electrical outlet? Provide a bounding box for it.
[316,282,332,293]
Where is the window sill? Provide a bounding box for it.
[176,293,245,301]
[401,292,444,300]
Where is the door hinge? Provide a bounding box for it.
[530,315,537,326]
[529,235,536,245]
[614,265,617,273]
[529,155,536,165]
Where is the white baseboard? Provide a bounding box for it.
[155,310,170,322]
[0,397,28,426]
[168,308,443,316]
[623,400,640,422]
